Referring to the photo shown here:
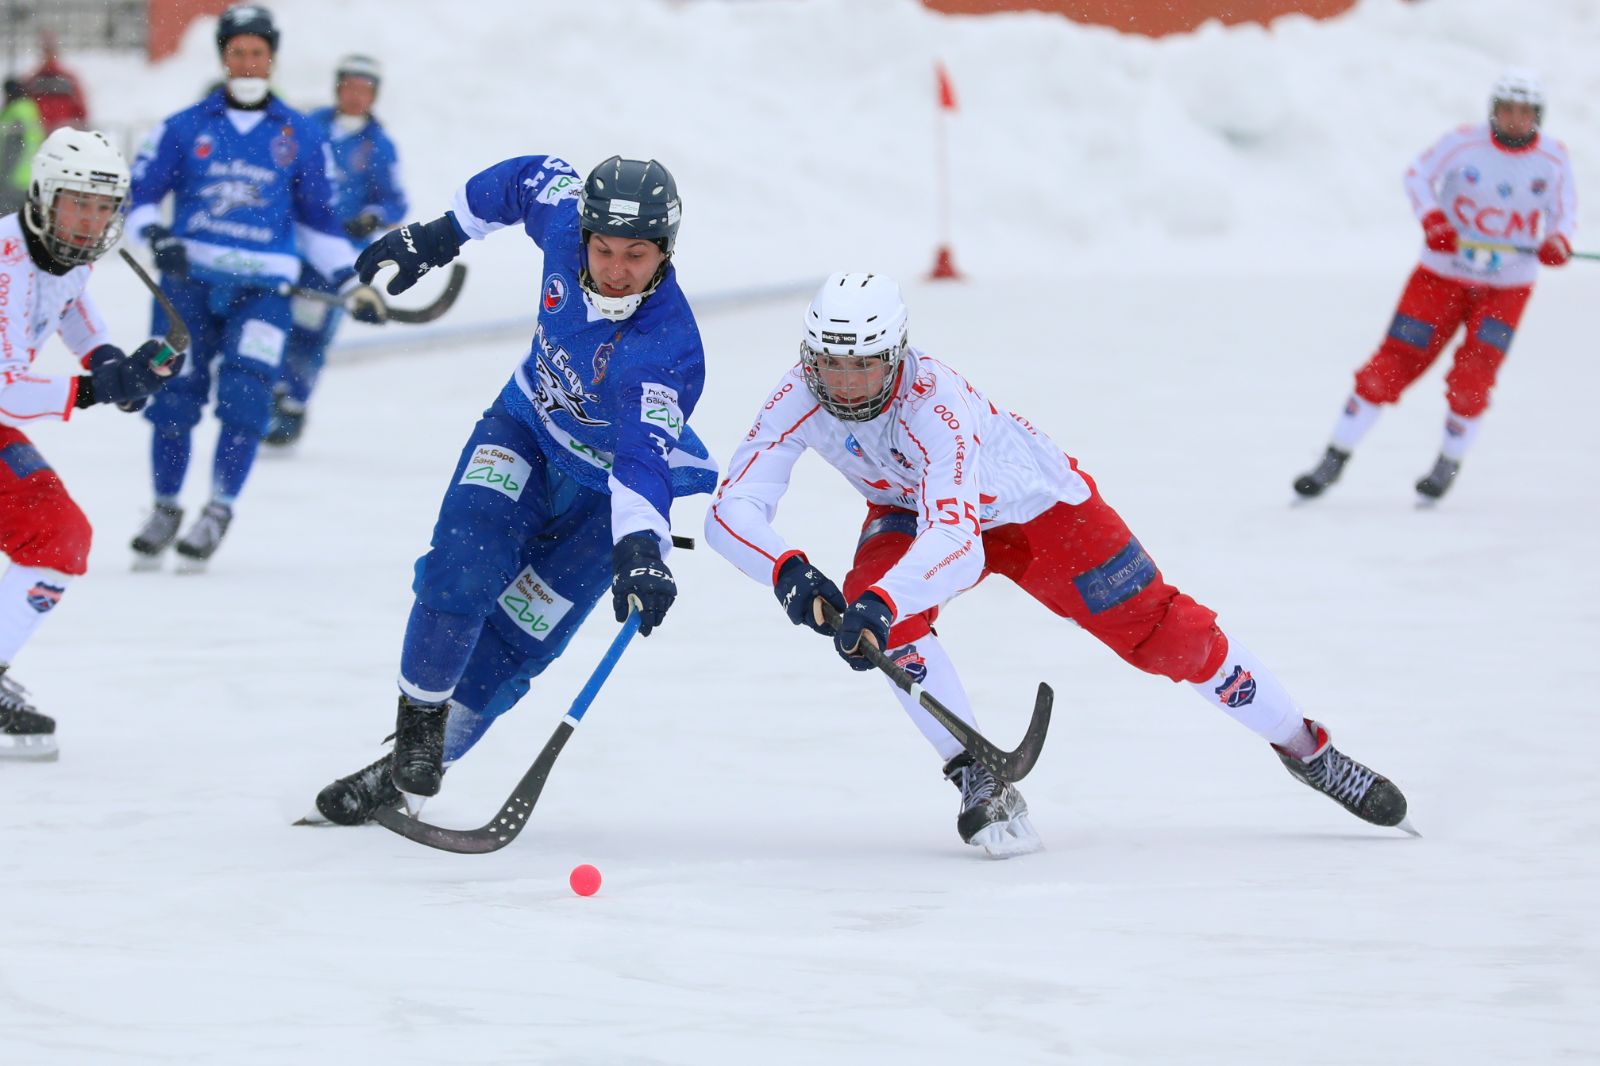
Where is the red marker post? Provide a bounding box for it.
[928,61,963,281]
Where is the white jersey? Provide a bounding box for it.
[0,214,108,426]
[706,349,1089,621]
[1404,123,1576,288]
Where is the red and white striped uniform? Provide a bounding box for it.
[706,349,1087,620]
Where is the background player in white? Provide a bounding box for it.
[707,273,1413,856]
[1293,68,1575,502]
[0,129,184,757]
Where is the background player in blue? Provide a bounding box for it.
[265,53,406,448]
[123,5,386,569]
[311,154,718,824]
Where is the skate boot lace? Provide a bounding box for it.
[0,673,33,715]
[961,764,998,811]
[1305,746,1376,806]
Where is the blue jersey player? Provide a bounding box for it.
[124,5,386,569]
[265,53,407,448]
[312,154,717,824]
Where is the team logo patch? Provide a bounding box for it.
[893,645,928,684]
[1532,178,1547,195]
[270,126,297,166]
[641,382,682,439]
[26,582,64,613]
[591,339,615,384]
[1445,417,1467,437]
[845,434,863,458]
[0,236,23,264]
[194,134,213,160]
[543,273,568,313]
[460,444,532,500]
[1214,665,1257,708]
[498,566,573,641]
[1496,182,1513,199]
[889,446,914,470]
[1463,166,1479,184]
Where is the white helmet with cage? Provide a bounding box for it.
[1490,67,1545,129]
[23,128,130,267]
[799,272,909,422]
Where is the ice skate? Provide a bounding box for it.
[1414,454,1460,504]
[174,502,233,572]
[392,694,448,798]
[944,752,1040,858]
[130,502,184,570]
[1292,446,1351,499]
[0,669,57,762]
[263,395,307,448]
[305,752,402,826]
[1274,719,1416,834]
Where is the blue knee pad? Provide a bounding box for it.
[144,372,208,431]
[216,361,278,436]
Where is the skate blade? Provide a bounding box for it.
[1414,496,1442,510]
[131,552,165,573]
[400,791,430,818]
[173,554,210,575]
[1395,816,1422,838]
[293,811,332,826]
[970,814,1043,860]
[0,735,60,761]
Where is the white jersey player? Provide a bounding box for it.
[0,129,184,758]
[1295,68,1576,503]
[707,274,1415,856]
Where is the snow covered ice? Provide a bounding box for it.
[2,1,1596,1062]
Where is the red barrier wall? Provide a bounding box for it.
[147,0,233,61]
[921,0,1359,36]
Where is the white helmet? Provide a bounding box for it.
[24,128,130,267]
[335,53,382,87]
[1490,67,1545,128]
[800,272,909,422]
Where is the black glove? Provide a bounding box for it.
[343,212,383,240]
[611,531,676,637]
[78,341,183,410]
[774,554,846,637]
[355,213,465,296]
[141,225,188,276]
[834,590,893,671]
[332,269,387,324]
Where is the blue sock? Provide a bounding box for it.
[152,429,190,499]
[398,601,484,702]
[212,426,259,501]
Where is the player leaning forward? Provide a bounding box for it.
[0,130,185,757]
[708,274,1414,856]
[311,154,716,823]
[1294,68,1575,502]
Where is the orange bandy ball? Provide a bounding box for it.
[569,864,602,896]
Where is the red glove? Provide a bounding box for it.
[1538,234,1572,267]
[1421,209,1458,253]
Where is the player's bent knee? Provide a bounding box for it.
[216,365,276,436]
[1120,593,1226,683]
[0,489,92,574]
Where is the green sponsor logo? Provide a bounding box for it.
[645,405,681,435]
[464,464,521,492]
[499,593,553,634]
[568,440,613,471]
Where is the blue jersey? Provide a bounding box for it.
[128,90,353,287]
[306,106,408,240]
[451,154,717,544]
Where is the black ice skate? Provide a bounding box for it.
[263,395,307,447]
[392,694,448,798]
[174,502,233,570]
[943,751,1040,858]
[0,668,57,762]
[1292,446,1351,498]
[1414,454,1460,502]
[312,752,402,826]
[130,502,184,568]
[1274,719,1416,834]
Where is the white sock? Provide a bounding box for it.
[0,564,72,664]
[881,634,978,762]
[1439,411,1482,462]
[1329,394,1382,452]
[1188,634,1306,747]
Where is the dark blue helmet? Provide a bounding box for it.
[216,5,279,54]
[578,157,681,255]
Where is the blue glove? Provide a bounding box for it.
[332,269,388,324]
[141,225,188,276]
[834,590,893,671]
[355,213,465,296]
[84,341,183,410]
[774,554,846,637]
[611,531,676,637]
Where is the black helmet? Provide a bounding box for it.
[578,156,681,255]
[216,4,279,54]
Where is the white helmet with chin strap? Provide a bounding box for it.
[1490,67,1545,131]
[23,128,130,267]
[799,272,909,422]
